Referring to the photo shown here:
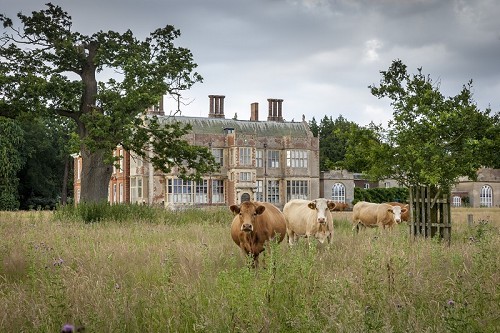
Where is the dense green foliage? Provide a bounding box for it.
[0,118,25,210]
[309,115,379,172]
[365,59,499,190]
[0,4,218,203]
[353,187,409,205]
[17,116,73,209]
[1,208,498,332]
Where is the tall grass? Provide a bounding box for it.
[0,207,498,332]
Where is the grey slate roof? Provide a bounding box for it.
[157,115,313,137]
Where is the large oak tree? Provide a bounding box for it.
[366,59,499,191]
[0,4,217,203]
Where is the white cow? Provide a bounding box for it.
[283,198,336,245]
[352,201,407,232]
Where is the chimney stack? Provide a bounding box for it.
[208,95,225,118]
[250,102,259,121]
[147,97,165,116]
[267,98,284,122]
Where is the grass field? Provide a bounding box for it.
[0,207,499,332]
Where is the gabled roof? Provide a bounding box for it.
[156,115,313,137]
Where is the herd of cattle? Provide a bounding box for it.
[230,199,409,267]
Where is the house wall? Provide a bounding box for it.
[452,168,500,207]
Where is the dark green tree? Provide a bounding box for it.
[367,59,498,191]
[340,122,383,174]
[310,115,379,172]
[17,116,72,209]
[0,4,217,203]
[0,117,25,210]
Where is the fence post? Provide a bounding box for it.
[467,214,473,227]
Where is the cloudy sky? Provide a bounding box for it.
[3,0,500,126]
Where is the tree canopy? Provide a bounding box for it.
[0,3,218,203]
[309,115,378,172]
[364,59,499,191]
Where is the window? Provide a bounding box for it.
[452,196,462,207]
[480,185,493,207]
[364,183,370,189]
[195,180,208,204]
[332,183,345,202]
[212,179,224,203]
[239,147,252,166]
[119,183,123,203]
[131,153,143,168]
[268,150,280,168]
[286,150,308,168]
[130,177,143,203]
[287,180,309,201]
[168,178,193,204]
[77,159,81,180]
[255,180,264,202]
[267,180,280,203]
[256,150,263,168]
[113,151,118,173]
[113,184,117,203]
[119,150,124,172]
[240,172,252,181]
[212,148,223,166]
[384,182,391,188]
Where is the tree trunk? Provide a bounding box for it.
[60,155,69,205]
[80,148,113,203]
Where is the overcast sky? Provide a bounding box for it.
[3,0,500,126]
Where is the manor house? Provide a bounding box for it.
[74,96,320,209]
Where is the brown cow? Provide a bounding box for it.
[331,202,350,211]
[385,202,410,222]
[352,201,407,232]
[230,201,287,267]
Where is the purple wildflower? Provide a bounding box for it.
[61,324,74,333]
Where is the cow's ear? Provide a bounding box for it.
[308,202,316,210]
[401,208,408,213]
[256,205,266,215]
[387,208,394,214]
[230,205,240,214]
[327,201,336,211]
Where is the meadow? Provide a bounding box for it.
[0,206,498,332]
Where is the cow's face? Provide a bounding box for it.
[231,202,265,232]
[308,199,334,225]
[389,205,406,224]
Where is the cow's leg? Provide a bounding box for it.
[287,229,295,245]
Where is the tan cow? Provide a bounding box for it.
[230,201,287,267]
[352,201,407,232]
[332,202,350,211]
[385,202,410,222]
[283,198,336,245]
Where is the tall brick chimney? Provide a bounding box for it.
[267,98,283,122]
[147,97,165,116]
[208,95,225,118]
[250,102,259,121]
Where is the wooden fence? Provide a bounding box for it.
[409,185,451,244]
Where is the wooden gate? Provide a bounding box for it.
[409,185,451,244]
